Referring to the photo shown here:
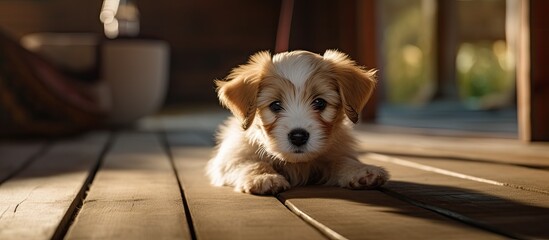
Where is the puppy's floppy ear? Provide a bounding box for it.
[216,51,272,130]
[323,50,376,123]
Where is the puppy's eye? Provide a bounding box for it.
[312,98,327,111]
[269,101,283,113]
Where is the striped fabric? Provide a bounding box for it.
[0,30,104,137]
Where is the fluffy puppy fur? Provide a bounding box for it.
[207,50,389,195]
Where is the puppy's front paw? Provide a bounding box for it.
[237,174,291,195]
[346,165,389,190]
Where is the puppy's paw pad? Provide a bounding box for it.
[240,174,291,195]
[349,166,389,189]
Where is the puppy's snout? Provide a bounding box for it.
[288,128,309,147]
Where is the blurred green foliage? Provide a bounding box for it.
[456,41,515,109]
[381,0,436,106]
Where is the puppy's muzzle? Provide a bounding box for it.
[288,128,309,147]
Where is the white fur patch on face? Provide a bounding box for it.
[272,51,317,89]
[252,53,342,163]
[255,85,325,163]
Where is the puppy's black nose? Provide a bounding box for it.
[288,128,309,147]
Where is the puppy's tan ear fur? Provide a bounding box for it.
[323,50,376,123]
[216,51,272,129]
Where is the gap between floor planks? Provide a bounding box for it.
[166,132,509,240]
[2,130,547,239]
[0,133,110,240]
[64,132,192,239]
[360,153,549,239]
[166,132,328,240]
[168,131,549,239]
[0,142,48,185]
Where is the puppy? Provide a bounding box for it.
[207,50,389,195]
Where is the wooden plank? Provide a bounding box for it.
[356,0,378,122]
[0,133,109,240]
[274,0,293,53]
[434,0,457,101]
[167,133,326,240]
[529,0,549,141]
[65,132,191,240]
[356,131,549,168]
[516,0,531,142]
[279,187,503,240]
[374,154,549,194]
[0,142,45,183]
[361,153,549,239]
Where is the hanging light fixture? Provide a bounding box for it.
[100,0,140,39]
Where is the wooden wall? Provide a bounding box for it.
[528,0,549,141]
[0,0,374,107]
[288,1,370,64]
[0,1,103,37]
[289,0,378,121]
[138,1,281,104]
[0,0,281,105]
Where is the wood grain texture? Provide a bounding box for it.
[357,131,549,167]
[361,153,549,239]
[65,132,191,240]
[374,154,549,194]
[279,187,503,240]
[516,0,531,142]
[167,134,326,240]
[0,133,108,240]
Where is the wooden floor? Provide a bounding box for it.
[1,110,549,240]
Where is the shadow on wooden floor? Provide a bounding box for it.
[280,181,549,239]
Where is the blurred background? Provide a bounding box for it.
[0,0,527,137]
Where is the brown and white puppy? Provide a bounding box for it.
[207,50,389,195]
